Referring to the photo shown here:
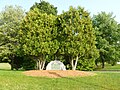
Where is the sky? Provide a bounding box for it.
[0,0,120,22]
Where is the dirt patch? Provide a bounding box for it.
[23,70,96,78]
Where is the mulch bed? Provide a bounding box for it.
[23,70,96,78]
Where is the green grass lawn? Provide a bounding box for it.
[0,70,119,90]
[0,63,119,90]
[102,64,120,70]
[95,64,120,71]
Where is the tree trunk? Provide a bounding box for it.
[9,55,14,70]
[95,60,98,67]
[37,57,46,70]
[101,56,104,68]
[71,56,79,70]
[11,60,14,70]
[36,61,39,70]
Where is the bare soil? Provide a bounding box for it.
[23,70,96,78]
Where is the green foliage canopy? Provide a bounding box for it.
[92,12,120,67]
[19,8,59,70]
[30,1,57,15]
[56,6,99,70]
[0,6,24,64]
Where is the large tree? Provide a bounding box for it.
[114,24,120,64]
[56,6,99,70]
[18,0,58,70]
[92,12,120,68]
[19,8,59,70]
[0,5,24,70]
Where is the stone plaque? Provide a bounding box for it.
[46,60,66,70]
[51,62,61,70]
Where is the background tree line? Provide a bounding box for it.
[0,1,120,70]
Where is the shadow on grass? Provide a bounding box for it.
[63,77,113,90]
[0,69,11,71]
[48,71,63,78]
[0,69,25,72]
[0,69,115,90]
[47,71,112,90]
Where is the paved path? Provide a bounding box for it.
[90,70,120,73]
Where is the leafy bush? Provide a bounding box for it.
[76,59,95,71]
